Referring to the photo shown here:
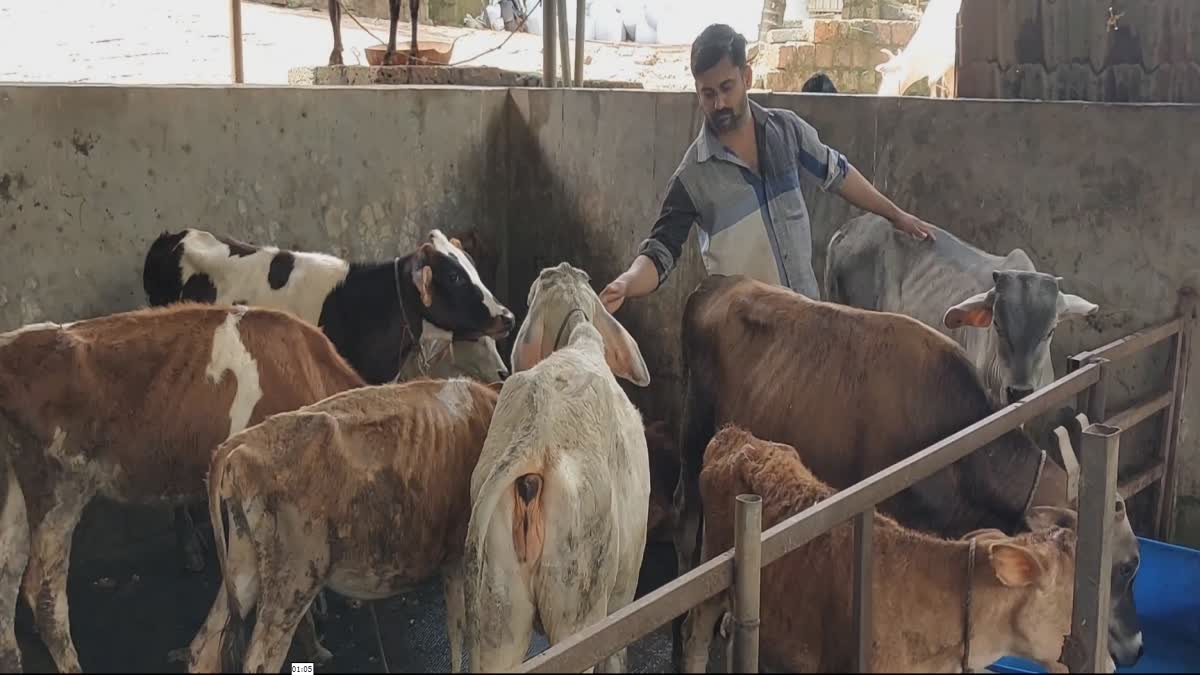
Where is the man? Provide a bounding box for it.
[599,24,935,313]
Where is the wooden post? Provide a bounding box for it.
[1159,290,1197,539]
[573,0,585,86]
[851,509,874,673]
[556,0,571,87]
[1086,358,1110,424]
[733,494,762,673]
[229,0,244,83]
[1062,423,1120,674]
[542,0,556,87]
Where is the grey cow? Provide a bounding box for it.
[824,213,1098,405]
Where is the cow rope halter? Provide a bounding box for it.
[552,307,590,351]
[962,537,977,673]
[392,256,426,380]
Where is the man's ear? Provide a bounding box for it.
[742,64,754,89]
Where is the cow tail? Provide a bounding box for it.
[208,440,250,673]
[823,226,847,303]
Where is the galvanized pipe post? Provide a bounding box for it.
[542,0,557,87]
[1160,289,1197,539]
[732,494,762,673]
[556,0,571,86]
[851,509,874,673]
[573,0,586,86]
[229,0,244,83]
[1062,423,1121,673]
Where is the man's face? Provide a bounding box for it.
[694,56,751,135]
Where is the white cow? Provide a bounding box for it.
[463,263,651,673]
[876,0,962,97]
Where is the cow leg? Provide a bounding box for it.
[443,560,466,673]
[0,464,29,673]
[241,503,329,674]
[327,0,344,65]
[295,610,333,666]
[383,0,402,65]
[465,563,536,672]
[680,593,728,673]
[174,504,207,573]
[672,367,714,670]
[22,481,94,674]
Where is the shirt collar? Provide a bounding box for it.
[697,98,770,164]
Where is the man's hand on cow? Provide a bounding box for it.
[600,278,629,314]
[891,211,936,241]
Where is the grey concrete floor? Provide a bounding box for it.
[16,500,683,674]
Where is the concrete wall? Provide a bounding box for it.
[0,83,511,559]
[506,90,1200,543]
[3,83,1200,544]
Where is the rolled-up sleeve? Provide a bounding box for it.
[791,113,850,193]
[636,173,698,288]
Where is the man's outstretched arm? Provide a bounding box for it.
[600,175,698,313]
[836,164,935,241]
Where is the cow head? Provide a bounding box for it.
[967,523,1098,673]
[410,230,515,341]
[397,322,509,385]
[943,270,1098,403]
[1036,417,1144,668]
[510,262,650,386]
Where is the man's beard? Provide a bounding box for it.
[707,106,743,134]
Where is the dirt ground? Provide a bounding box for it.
[15,500,684,673]
[0,0,696,89]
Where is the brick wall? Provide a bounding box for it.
[757,17,924,94]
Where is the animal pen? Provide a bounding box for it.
[517,290,1197,673]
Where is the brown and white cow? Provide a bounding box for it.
[189,378,499,674]
[0,303,368,673]
[463,263,651,673]
[681,426,1099,673]
[671,274,1143,668]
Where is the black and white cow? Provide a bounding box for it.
[143,228,515,386]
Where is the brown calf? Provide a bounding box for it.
[190,378,499,674]
[0,303,366,673]
[682,427,1085,673]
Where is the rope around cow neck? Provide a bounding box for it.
[552,307,589,351]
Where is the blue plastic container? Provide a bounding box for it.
[989,537,1200,673]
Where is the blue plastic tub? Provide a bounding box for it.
[989,537,1200,673]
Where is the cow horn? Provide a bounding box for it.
[1053,416,1088,504]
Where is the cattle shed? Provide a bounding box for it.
[2,83,1200,669]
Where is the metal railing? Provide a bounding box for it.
[517,289,1195,674]
[809,0,847,14]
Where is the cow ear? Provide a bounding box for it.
[989,542,1044,588]
[1057,293,1099,320]
[486,381,504,394]
[592,299,651,387]
[1026,506,1077,533]
[450,237,464,250]
[943,290,995,329]
[511,292,546,374]
[411,265,434,307]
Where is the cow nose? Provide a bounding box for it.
[1006,386,1034,403]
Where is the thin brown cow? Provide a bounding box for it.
[682,426,1090,673]
[0,303,365,673]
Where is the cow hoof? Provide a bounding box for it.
[166,647,190,664]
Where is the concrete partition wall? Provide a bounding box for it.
[0,84,511,330]
[506,89,1200,542]
[0,83,511,559]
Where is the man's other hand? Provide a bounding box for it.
[600,278,629,314]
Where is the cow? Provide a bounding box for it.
[824,214,1098,405]
[188,378,500,673]
[142,227,513,388]
[144,227,512,571]
[463,262,651,673]
[670,274,1142,668]
[801,72,838,93]
[876,0,961,97]
[327,0,417,67]
[680,426,1103,673]
[645,420,680,543]
[0,304,369,674]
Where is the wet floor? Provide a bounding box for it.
[17,501,683,673]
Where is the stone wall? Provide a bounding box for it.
[758,17,922,93]
[841,0,927,20]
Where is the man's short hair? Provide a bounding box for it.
[690,24,747,78]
